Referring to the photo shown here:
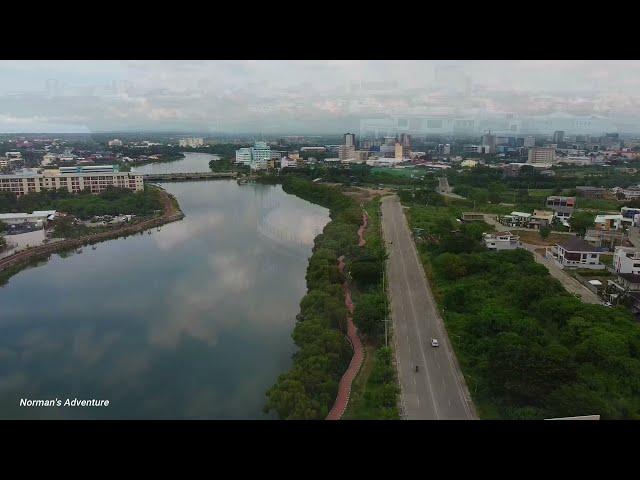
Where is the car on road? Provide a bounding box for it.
[431,338,439,347]
[602,302,613,308]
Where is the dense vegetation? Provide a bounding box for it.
[264,177,362,419]
[0,186,164,220]
[263,178,400,419]
[345,199,400,419]
[405,197,640,419]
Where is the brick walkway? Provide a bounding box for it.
[326,211,368,420]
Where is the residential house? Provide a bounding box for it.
[613,247,640,275]
[529,210,554,230]
[500,211,531,228]
[546,196,576,222]
[483,231,520,251]
[553,237,604,270]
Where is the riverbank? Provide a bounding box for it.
[263,178,361,419]
[0,187,184,285]
[263,178,399,419]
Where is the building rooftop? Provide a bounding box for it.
[617,272,640,284]
[557,236,600,252]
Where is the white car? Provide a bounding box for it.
[603,302,613,308]
[431,338,439,347]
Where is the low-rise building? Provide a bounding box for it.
[0,169,143,196]
[0,210,56,227]
[609,272,640,292]
[500,211,532,228]
[461,212,485,222]
[546,195,576,220]
[594,214,624,231]
[483,231,520,251]
[530,210,554,229]
[613,247,640,275]
[576,186,606,198]
[553,237,604,270]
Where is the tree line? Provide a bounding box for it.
[405,196,640,419]
[0,186,164,220]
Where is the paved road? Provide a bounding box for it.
[437,177,466,200]
[380,195,476,420]
[520,243,602,304]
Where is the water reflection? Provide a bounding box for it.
[0,174,329,419]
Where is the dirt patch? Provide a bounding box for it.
[517,230,570,246]
[341,186,393,204]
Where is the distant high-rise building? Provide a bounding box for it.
[400,133,411,147]
[344,133,356,148]
[528,147,556,165]
[524,136,536,148]
[338,145,356,161]
[481,132,496,154]
[443,144,451,155]
[394,142,404,160]
[384,136,396,146]
[553,131,565,144]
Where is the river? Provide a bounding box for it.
[0,152,329,419]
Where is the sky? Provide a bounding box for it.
[0,60,639,134]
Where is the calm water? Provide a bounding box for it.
[0,153,329,419]
[131,152,219,174]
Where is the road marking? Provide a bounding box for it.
[382,195,475,420]
[388,200,440,419]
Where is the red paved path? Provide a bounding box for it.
[326,211,368,420]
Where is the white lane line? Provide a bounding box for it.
[389,199,440,420]
[397,198,474,420]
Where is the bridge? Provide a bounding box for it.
[142,172,237,182]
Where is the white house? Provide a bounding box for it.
[553,237,604,270]
[613,247,640,275]
[483,231,520,251]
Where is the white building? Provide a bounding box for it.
[338,145,356,161]
[41,153,58,166]
[528,147,556,164]
[0,210,56,227]
[483,231,520,251]
[594,214,625,231]
[554,237,604,270]
[108,139,123,147]
[0,169,143,196]
[280,156,298,169]
[235,148,252,166]
[234,142,272,171]
[613,247,640,275]
[179,137,205,148]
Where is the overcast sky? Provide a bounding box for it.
[0,60,638,133]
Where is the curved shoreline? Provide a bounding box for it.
[326,211,369,420]
[0,189,184,278]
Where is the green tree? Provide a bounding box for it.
[569,211,595,235]
[539,226,551,239]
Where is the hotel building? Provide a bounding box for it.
[0,166,144,196]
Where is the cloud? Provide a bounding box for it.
[0,60,639,132]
